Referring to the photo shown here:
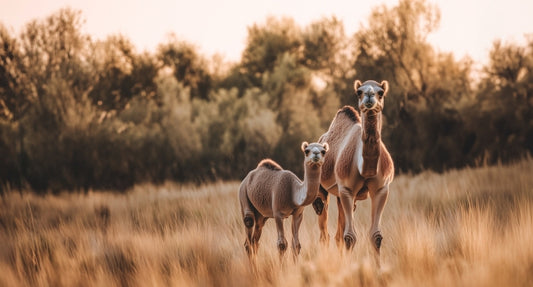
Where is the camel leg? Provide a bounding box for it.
[312,185,328,215]
[291,211,303,256]
[369,185,389,266]
[338,184,356,250]
[274,214,288,256]
[314,186,330,243]
[243,213,255,256]
[241,209,255,255]
[334,196,346,248]
[252,216,267,254]
[239,185,256,255]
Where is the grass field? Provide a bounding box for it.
[1,158,532,286]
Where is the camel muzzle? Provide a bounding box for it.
[364,100,375,109]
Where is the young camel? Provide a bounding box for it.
[312,80,394,260]
[239,142,329,257]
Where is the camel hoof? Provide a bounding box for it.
[312,198,324,215]
[344,234,356,250]
[293,243,301,255]
[374,233,383,250]
[244,242,252,254]
[319,233,330,244]
[277,238,288,253]
[243,216,254,228]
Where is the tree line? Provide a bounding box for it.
[1,0,532,192]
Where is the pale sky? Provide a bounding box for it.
[1,0,532,64]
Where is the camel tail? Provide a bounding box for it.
[238,180,255,228]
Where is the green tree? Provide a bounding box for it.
[354,0,440,102]
[89,35,155,111]
[470,38,533,163]
[1,9,96,190]
[0,24,30,122]
[0,24,29,189]
[353,0,474,171]
[301,17,349,126]
[301,16,347,72]
[238,17,302,89]
[262,53,323,174]
[157,35,212,100]
[19,8,92,103]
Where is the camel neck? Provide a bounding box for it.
[295,165,322,206]
[361,111,382,177]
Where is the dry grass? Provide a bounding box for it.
[1,158,532,286]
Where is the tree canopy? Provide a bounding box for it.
[1,1,531,192]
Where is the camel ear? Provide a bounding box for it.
[301,141,309,152]
[380,80,389,95]
[322,143,329,152]
[354,80,362,91]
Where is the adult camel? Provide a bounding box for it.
[313,80,394,263]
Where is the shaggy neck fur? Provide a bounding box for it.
[294,164,322,206]
[361,110,381,178]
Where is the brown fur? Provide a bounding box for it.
[316,80,394,263]
[361,111,381,177]
[338,105,361,123]
[320,106,360,182]
[239,142,329,257]
[379,143,394,179]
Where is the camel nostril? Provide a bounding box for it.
[365,101,374,108]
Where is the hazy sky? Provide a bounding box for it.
[1,0,532,64]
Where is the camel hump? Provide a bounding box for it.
[337,105,361,123]
[258,159,283,171]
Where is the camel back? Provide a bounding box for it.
[257,159,283,171]
[337,106,361,123]
[319,106,361,181]
[324,106,361,141]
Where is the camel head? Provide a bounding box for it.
[355,80,389,113]
[301,141,329,167]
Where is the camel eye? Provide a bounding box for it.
[357,90,363,97]
[304,149,310,155]
[321,150,326,155]
[378,90,384,98]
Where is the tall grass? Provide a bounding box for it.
[1,158,532,286]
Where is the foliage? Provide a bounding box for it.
[0,1,532,191]
[467,39,533,163]
[157,36,212,100]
